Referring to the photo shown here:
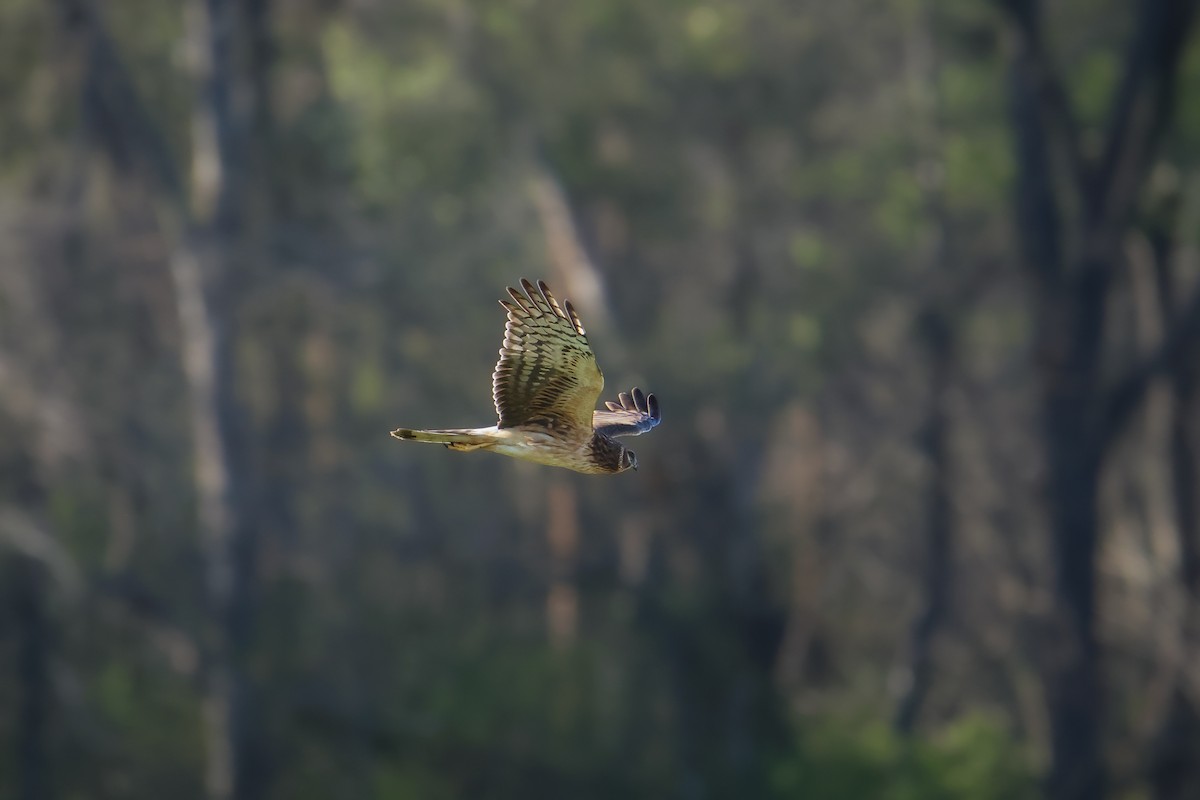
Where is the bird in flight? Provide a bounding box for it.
[390,279,661,474]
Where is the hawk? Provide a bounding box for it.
[390,278,661,474]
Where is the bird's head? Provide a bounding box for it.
[621,449,639,472]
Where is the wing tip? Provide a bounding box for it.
[563,299,586,335]
[505,286,532,313]
[594,387,662,437]
[538,280,566,319]
[507,278,584,332]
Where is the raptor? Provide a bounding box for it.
[390,279,660,474]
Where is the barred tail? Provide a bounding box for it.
[389,426,497,451]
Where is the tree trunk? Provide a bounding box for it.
[57,0,259,796]
[14,561,50,800]
[1145,189,1200,800]
[1041,409,1104,800]
[182,1,255,797]
[895,310,955,733]
[894,4,961,732]
[1000,2,1200,797]
[1036,256,1112,800]
[168,233,245,800]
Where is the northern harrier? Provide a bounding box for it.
[390,279,661,474]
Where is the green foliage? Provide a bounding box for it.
[771,716,1038,800]
[1173,33,1200,168]
[87,659,206,799]
[373,762,457,800]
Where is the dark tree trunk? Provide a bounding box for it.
[1145,192,1200,800]
[1037,261,1112,800]
[1147,220,1200,604]
[895,310,955,734]
[1041,416,1104,800]
[14,561,50,800]
[893,7,966,733]
[999,1,1200,798]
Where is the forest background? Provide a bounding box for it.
[3,1,1200,799]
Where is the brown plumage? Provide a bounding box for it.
[390,279,661,474]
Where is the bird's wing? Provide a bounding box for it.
[592,387,661,438]
[492,278,604,433]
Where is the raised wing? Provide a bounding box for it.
[493,279,604,432]
[592,386,661,438]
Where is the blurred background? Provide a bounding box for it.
[2,1,1200,798]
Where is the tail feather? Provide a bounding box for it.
[389,427,496,451]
